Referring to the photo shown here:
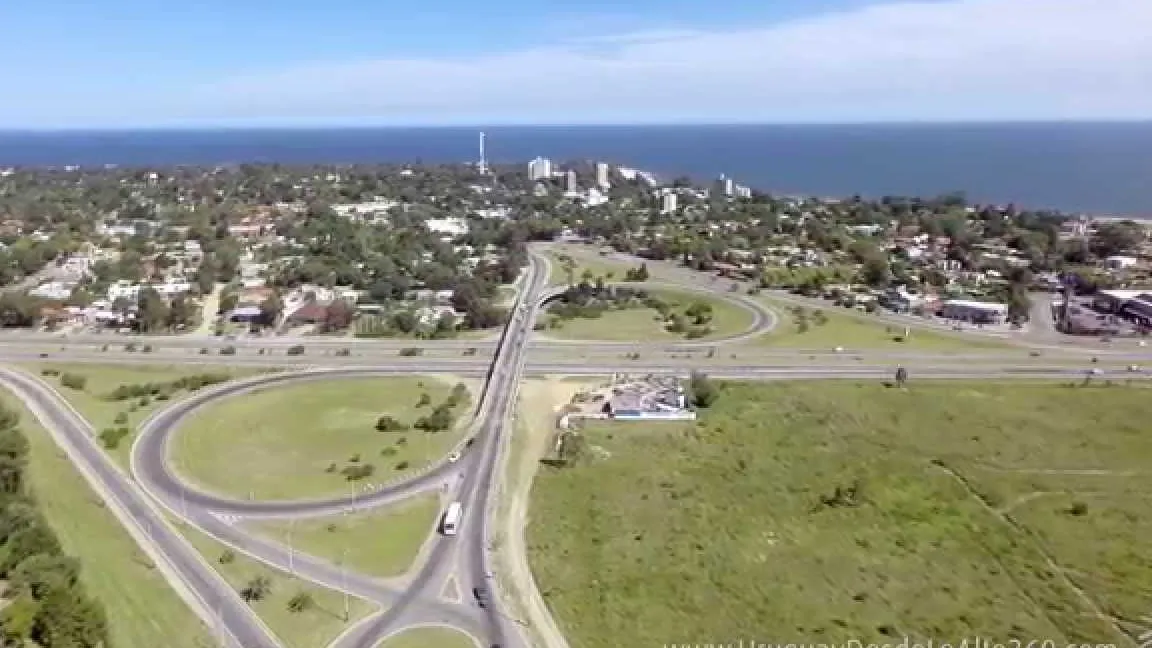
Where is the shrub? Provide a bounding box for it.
[416,393,431,407]
[59,373,87,390]
[375,416,407,432]
[341,463,375,481]
[40,368,60,377]
[98,427,131,449]
[113,412,128,425]
[395,460,410,471]
[380,446,398,457]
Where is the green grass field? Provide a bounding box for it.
[753,300,1016,351]
[527,380,1148,647]
[248,494,441,578]
[545,247,635,286]
[376,626,479,648]
[25,363,270,468]
[171,376,470,501]
[542,289,753,342]
[173,520,374,648]
[0,390,213,648]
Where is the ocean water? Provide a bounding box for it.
[1,123,1150,215]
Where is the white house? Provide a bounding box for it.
[107,281,141,302]
[30,282,73,301]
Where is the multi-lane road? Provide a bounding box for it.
[1,246,1147,648]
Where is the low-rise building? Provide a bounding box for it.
[941,299,1008,324]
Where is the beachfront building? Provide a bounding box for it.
[529,157,552,181]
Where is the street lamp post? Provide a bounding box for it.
[287,519,295,576]
[340,548,349,621]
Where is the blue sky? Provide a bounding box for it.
[1,0,1149,129]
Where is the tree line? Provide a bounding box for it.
[0,402,110,647]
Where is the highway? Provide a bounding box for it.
[2,246,1150,648]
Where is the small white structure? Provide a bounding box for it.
[1104,255,1139,270]
[30,282,73,301]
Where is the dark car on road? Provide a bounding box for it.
[473,586,490,608]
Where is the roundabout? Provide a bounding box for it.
[165,375,472,502]
[534,280,777,346]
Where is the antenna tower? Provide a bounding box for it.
[478,131,488,175]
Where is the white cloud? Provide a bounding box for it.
[130,0,1152,125]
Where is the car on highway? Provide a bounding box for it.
[448,451,461,463]
[473,586,490,608]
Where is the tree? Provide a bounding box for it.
[240,576,272,602]
[136,287,170,333]
[688,371,719,408]
[287,591,315,613]
[168,293,195,329]
[322,299,354,333]
[0,424,30,494]
[0,524,61,575]
[9,553,81,599]
[0,593,38,644]
[195,257,217,295]
[32,585,109,648]
[259,293,283,328]
[1090,221,1144,258]
[860,257,892,287]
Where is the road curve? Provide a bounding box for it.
[535,279,778,347]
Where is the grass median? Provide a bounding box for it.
[527,379,1147,647]
[23,362,271,468]
[171,376,474,501]
[539,288,754,342]
[173,520,375,648]
[247,494,441,578]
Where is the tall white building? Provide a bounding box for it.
[661,192,678,214]
[723,176,734,197]
[566,170,578,192]
[596,162,610,189]
[528,157,552,181]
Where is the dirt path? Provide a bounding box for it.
[194,283,223,336]
[932,462,1135,645]
[498,377,598,648]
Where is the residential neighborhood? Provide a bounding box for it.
[2,161,1151,340]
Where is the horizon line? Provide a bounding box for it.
[3,118,1152,134]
